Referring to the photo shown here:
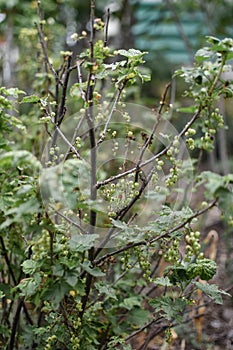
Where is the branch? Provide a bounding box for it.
[79,0,96,321]
[135,83,171,170]
[45,108,82,160]
[96,106,202,189]
[93,199,217,266]
[52,208,89,235]
[57,54,72,125]
[97,83,125,145]
[125,317,163,343]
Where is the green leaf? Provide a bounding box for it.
[22,259,38,274]
[111,219,128,230]
[7,197,40,216]
[187,259,217,280]
[0,150,41,170]
[217,187,233,217]
[195,48,211,63]
[154,276,173,287]
[52,263,64,277]
[128,308,150,326]
[69,233,99,252]
[119,296,142,310]
[42,280,70,307]
[65,271,78,287]
[207,36,220,45]
[165,265,189,284]
[199,171,225,197]
[81,261,105,277]
[18,273,42,297]
[177,106,197,113]
[150,296,187,322]
[118,48,148,58]
[6,87,25,97]
[95,282,117,300]
[20,95,40,103]
[194,282,231,304]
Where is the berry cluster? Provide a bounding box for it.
[185,108,224,152]
[135,246,152,282]
[164,238,180,263]
[120,250,133,271]
[184,230,204,262]
[100,177,140,217]
[45,335,57,350]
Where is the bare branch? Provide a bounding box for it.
[104,8,110,47]
[57,54,72,125]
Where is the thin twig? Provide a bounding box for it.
[136,82,171,169]
[125,317,163,343]
[97,84,125,145]
[76,59,87,102]
[104,8,110,47]
[52,208,89,235]
[45,109,82,159]
[63,112,86,161]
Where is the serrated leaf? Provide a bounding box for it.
[199,171,225,196]
[150,296,187,322]
[21,259,38,274]
[18,273,42,297]
[165,265,189,284]
[194,282,231,304]
[111,219,128,230]
[187,259,217,280]
[0,150,41,170]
